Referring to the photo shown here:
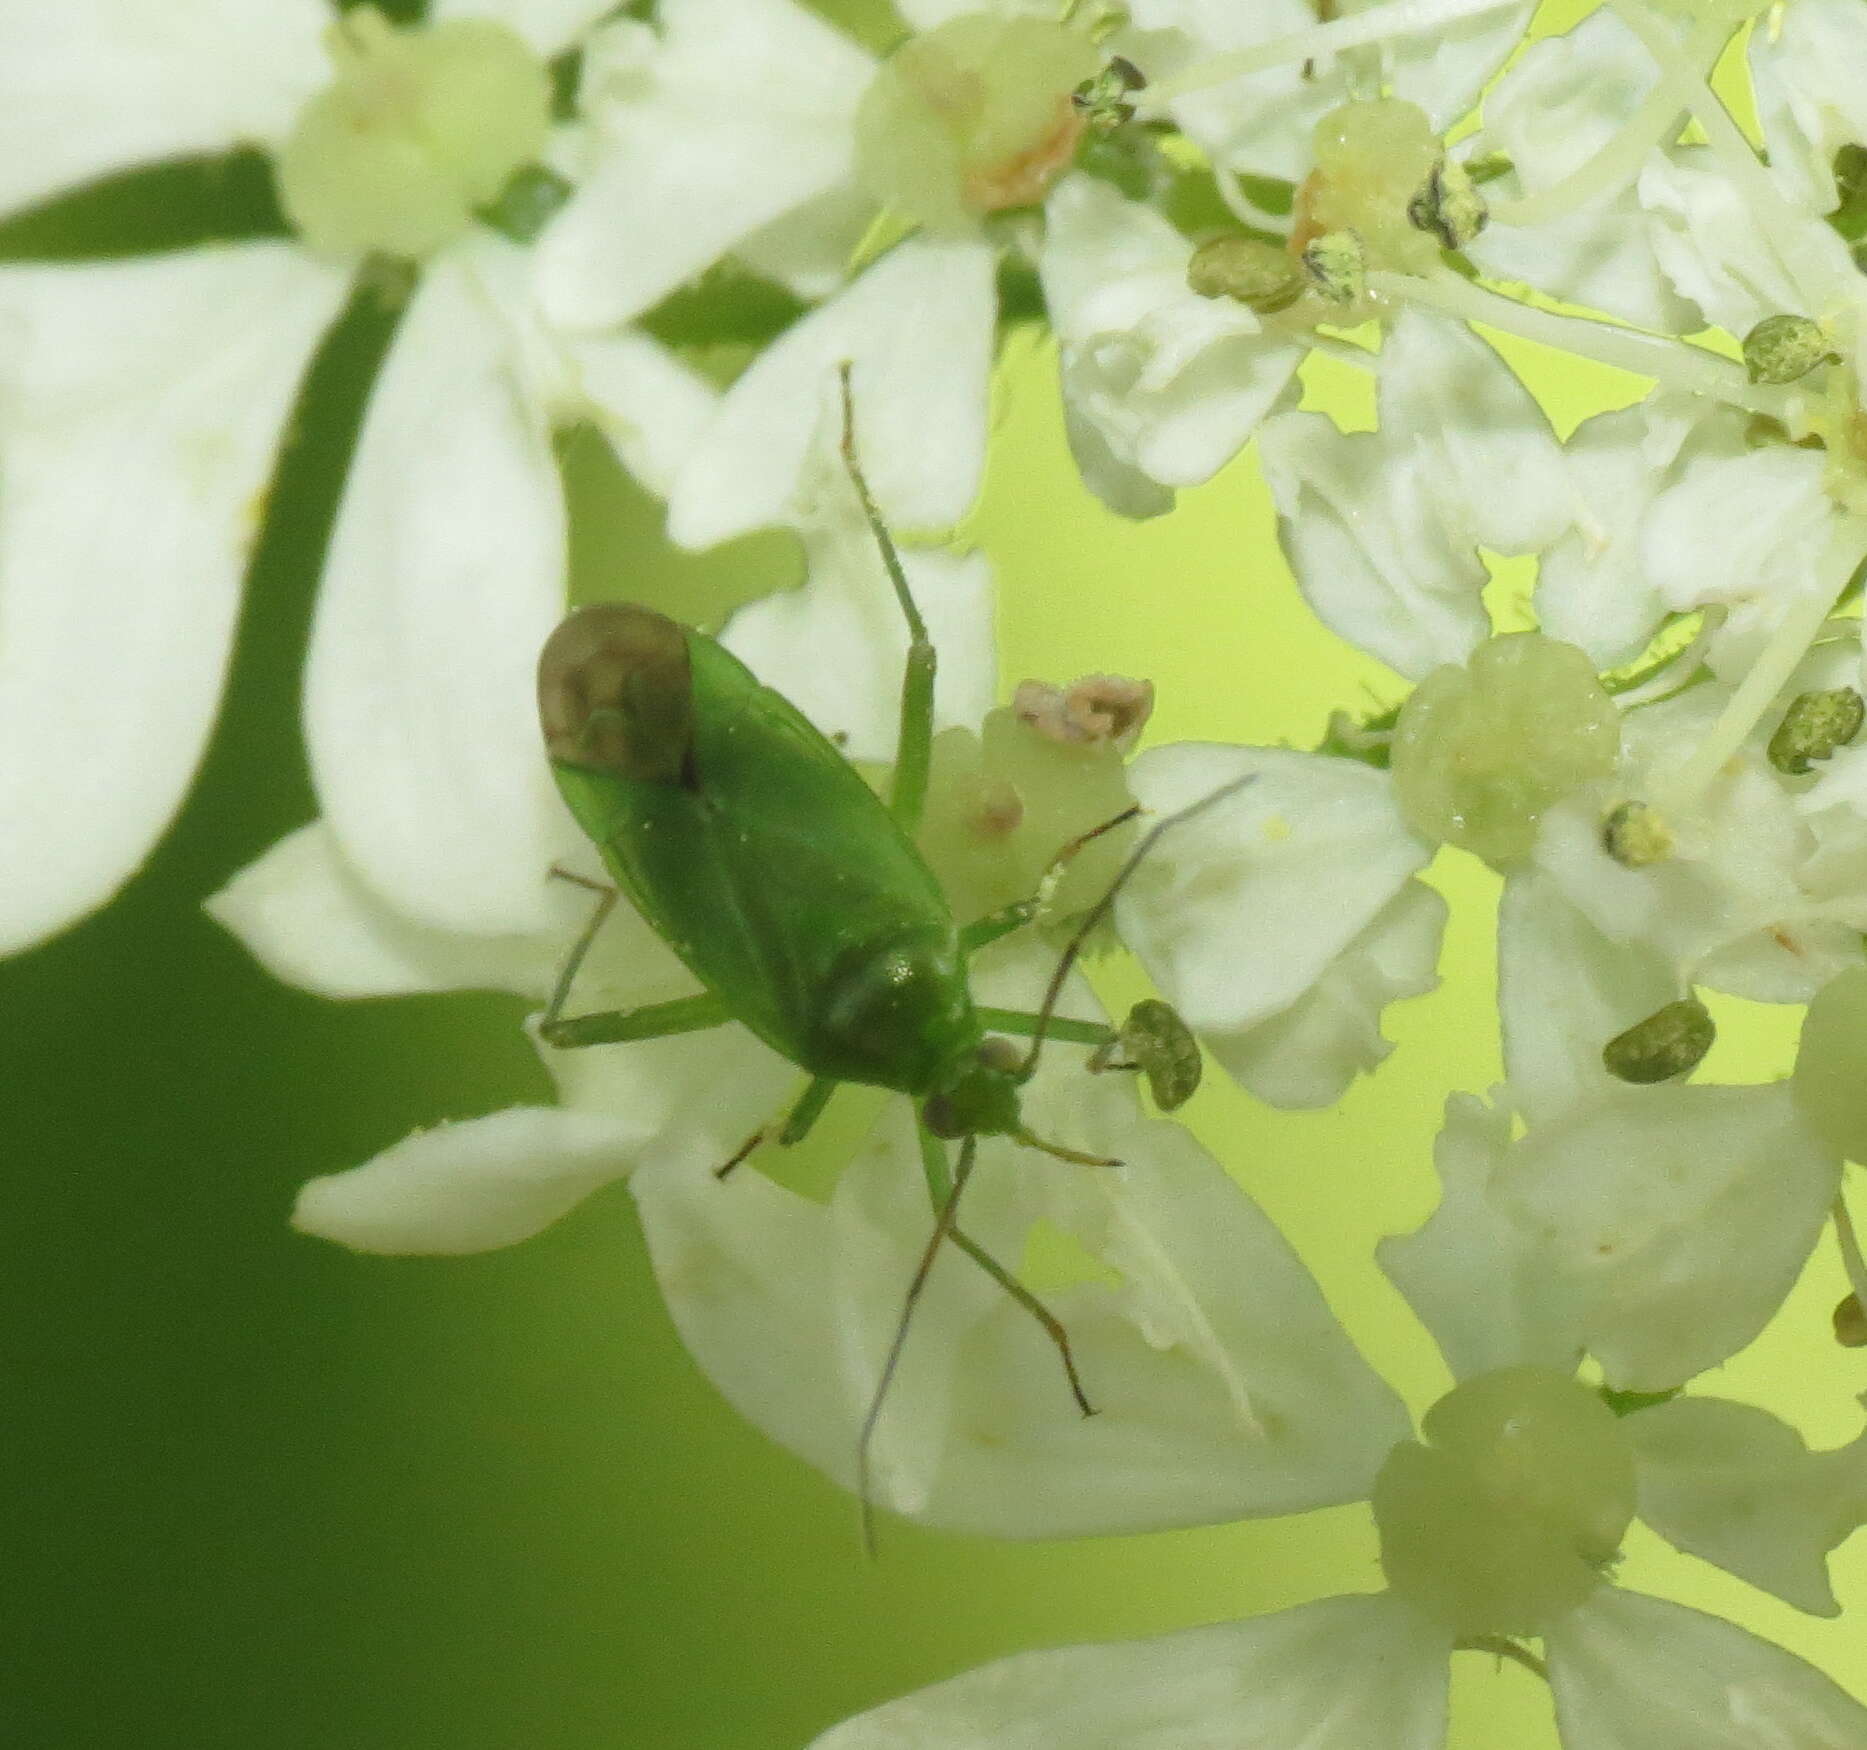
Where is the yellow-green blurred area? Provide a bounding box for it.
[6,3,1866,1747]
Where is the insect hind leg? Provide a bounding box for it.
[945,1224,1096,1419]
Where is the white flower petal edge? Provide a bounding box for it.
[566,329,719,500]
[1626,1396,1867,1619]
[1750,0,1867,216]
[1115,743,1441,1105]
[720,501,995,766]
[1038,174,1303,512]
[1379,1090,1584,1381]
[207,820,567,1001]
[1498,1082,1841,1392]
[633,1057,1411,1536]
[1258,311,1569,682]
[1544,1589,1867,1748]
[537,0,873,331]
[0,244,349,955]
[0,0,328,223]
[306,235,569,940]
[667,234,998,549]
[805,1592,1452,1749]
[293,1105,647,1255]
[1496,870,1680,1129]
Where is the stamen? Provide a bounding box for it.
[1652,520,1867,814]
[1138,0,1527,111]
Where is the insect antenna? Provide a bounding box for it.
[1017,772,1259,1082]
[855,1133,979,1558]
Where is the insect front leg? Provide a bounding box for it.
[714,1076,840,1181]
[837,363,935,835]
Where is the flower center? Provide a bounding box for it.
[1390,633,1622,868]
[1290,98,1444,280]
[853,15,1100,233]
[276,6,552,261]
[1373,1367,1636,1640]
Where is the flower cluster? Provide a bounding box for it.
[12,0,1867,1740]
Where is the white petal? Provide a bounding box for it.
[206,820,563,1000]
[667,235,997,548]
[0,0,327,220]
[1627,1396,1867,1618]
[567,328,718,498]
[536,0,873,330]
[437,0,615,54]
[1536,396,1742,669]
[1379,1090,1584,1380]
[0,244,347,954]
[1497,870,1682,1129]
[1641,152,1858,341]
[306,237,569,939]
[1116,743,1436,1058]
[1209,879,1447,1108]
[1545,1589,1867,1748]
[1257,409,1488,680]
[294,1105,643,1254]
[1384,0,1533,132]
[719,507,994,765]
[1464,12,1697,332]
[1498,1082,1841,1391]
[634,1066,1410,1536]
[1038,176,1302,506]
[1750,0,1867,214]
[808,1593,1452,1749]
[1374,309,1571,557]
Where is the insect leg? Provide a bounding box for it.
[540,869,619,1037]
[539,991,732,1051]
[778,1075,839,1146]
[857,1134,979,1555]
[954,804,1143,955]
[943,1225,1096,1419]
[971,1006,1113,1050]
[836,363,935,835]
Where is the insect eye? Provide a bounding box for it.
[538,603,696,785]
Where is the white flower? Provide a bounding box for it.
[1112,741,1445,1109]
[1257,309,1571,683]
[211,496,1410,1536]
[800,1086,1867,1746]
[0,0,707,954]
[1036,174,1306,517]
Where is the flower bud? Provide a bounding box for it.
[1091,999,1203,1111]
[1834,1292,1867,1348]
[1600,799,1673,867]
[1186,235,1305,313]
[1767,686,1864,775]
[1601,998,1715,1084]
[1300,228,1366,304]
[1742,314,1839,385]
[1407,157,1487,249]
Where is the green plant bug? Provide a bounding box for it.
[535,367,1235,1531]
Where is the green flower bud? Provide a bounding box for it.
[854,16,1098,232]
[1601,997,1715,1084]
[1833,1293,1867,1348]
[1742,313,1839,385]
[1793,964,1867,1162]
[1375,1367,1634,1640]
[1767,686,1864,774]
[1071,55,1145,137]
[1300,228,1366,304]
[1600,799,1673,867]
[278,8,551,261]
[1391,633,1622,867]
[1186,235,1305,313]
[1407,157,1487,249]
[1091,998,1203,1111]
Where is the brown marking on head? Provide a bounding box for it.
[538,603,696,786]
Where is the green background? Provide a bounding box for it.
[7,2,1867,1743]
